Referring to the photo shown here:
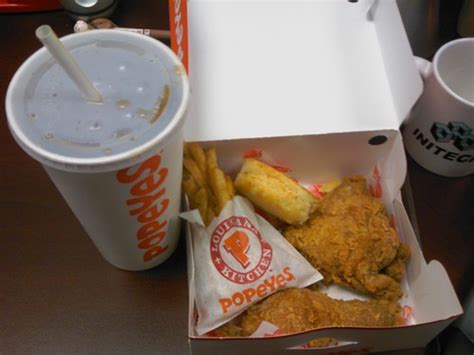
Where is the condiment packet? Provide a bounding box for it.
[181,196,323,335]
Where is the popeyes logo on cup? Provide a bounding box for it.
[169,0,189,71]
[210,216,273,285]
[117,154,170,262]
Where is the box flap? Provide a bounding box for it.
[184,0,422,142]
[371,0,423,126]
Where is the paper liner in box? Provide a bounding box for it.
[180,196,323,335]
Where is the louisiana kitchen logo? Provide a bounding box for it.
[210,216,273,284]
[411,121,474,163]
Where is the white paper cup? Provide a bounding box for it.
[6,30,189,270]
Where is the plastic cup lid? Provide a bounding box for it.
[6,30,189,173]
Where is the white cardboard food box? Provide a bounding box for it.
[169,0,463,353]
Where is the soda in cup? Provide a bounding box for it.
[5,30,189,270]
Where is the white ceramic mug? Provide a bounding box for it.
[403,38,474,177]
[59,0,118,20]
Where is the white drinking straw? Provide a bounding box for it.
[35,25,103,103]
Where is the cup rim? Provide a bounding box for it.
[5,30,190,173]
[433,38,474,108]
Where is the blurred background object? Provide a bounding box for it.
[74,18,171,40]
[0,0,61,12]
[397,0,440,58]
[439,286,474,354]
[58,0,117,19]
[441,286,474,354]
[456,287,474,343]
[438,0,466,42]
[458,0,474,37]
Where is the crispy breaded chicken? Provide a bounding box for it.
[284,176,409,300]
[383,244,411,282]
[216,288,402,347]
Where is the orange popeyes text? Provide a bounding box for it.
[169,0,189,71]
[218,267,295,314]
[117,155,169,262]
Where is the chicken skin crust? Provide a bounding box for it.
[216,288,402,347]
[284,176,409,300]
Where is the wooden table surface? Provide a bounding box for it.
[0,1,472,354]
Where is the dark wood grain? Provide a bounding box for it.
[407,156,474,303]
[0,1,472,354]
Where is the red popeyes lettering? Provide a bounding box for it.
[138,231,166,249]
[276,274,285,288]
[219,298,233,314]
[117,154,170,262]
[256,284,267,297]
[137,199,169,224]
[242,288,256,303]
[137,220,167,240]
[175,11,182,44]
[117,155,161,183]
[169,0,189,70]
[127,188,165,216]
[264,277,276,291]
[283,266,295,281]
[232,292,244,306]
[217,268,294,314]
[130,167,168,196]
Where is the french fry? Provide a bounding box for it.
[182,174,198,197]
[206,147,218,170]
[183,158,206,187]
[194,186,210,225]
[210,169,230,212]
[183,177,209,224]
[183,143,192,159]
[207,188,219,217]
[182,144,235,226]
[206,148,232,211]
[188,143,207,177]
[226,175,235,198]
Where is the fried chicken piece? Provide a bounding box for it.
[383,244,411,282]
[284,176,409,300]
[216,288,402,347]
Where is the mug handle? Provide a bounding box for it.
[414,56,433,81]
[404,56,433,124]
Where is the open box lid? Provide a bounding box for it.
[180,0,423,142]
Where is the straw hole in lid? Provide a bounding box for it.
[368,135,388,145]
[89,121,102,130]
[348,0,359,3]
